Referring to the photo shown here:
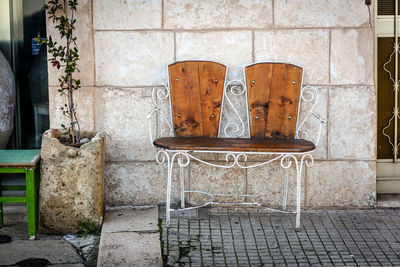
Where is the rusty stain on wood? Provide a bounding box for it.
[169,61,226,137]
[246,63,273,138]
[245,63,303,139]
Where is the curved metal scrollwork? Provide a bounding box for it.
[296,85,326,146]
[301,153,314,168]
[382,42,400,158]
[220,80,248,138]
[382,107,398,154]
[296,85,319,139]
[157,151,308,170]
[156,150,169,165]
[281,154,296,169]
[152,84,173,136]
[177,152,190,167]
[383,43,397,90]
[147,84,174,145]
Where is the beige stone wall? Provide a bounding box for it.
[47,0,376,208]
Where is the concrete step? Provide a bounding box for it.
[377,194,400,207]
[97,206,162,266]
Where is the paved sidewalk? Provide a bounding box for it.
[160,207,400,266]
[97,206,162,266]
[0,206,84,266]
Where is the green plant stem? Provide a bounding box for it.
[44,0,81,145]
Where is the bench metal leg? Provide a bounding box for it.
[295,154,311,232]
[166,154,173,227]
[281,155,302,231]
[26,168,37,239]
[295,160,302,231]
[282,157,289,210]
[179,154,185,209]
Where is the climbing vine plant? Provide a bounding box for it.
[42,0,81,144]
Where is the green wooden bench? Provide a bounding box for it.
[0,150,40,239]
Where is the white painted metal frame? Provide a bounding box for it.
[375,0,400,194]
[380,1,400,163]
[147,61,326,230]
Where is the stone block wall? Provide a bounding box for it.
[47,0,376,208]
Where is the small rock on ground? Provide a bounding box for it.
[64,234,100,266]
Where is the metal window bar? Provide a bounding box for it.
[381,0,400,163]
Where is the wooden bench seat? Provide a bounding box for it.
[154,137,315,153]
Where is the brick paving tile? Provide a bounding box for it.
[160,207,400,266]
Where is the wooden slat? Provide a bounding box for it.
[154,137,315,153]
[266,64,302,138]
[246,63,303,139]
[246,64,273,138]
[169,61,226,137]
[169,61,204,137]
[198,62,226,137]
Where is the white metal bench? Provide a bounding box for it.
[148,61,326,230]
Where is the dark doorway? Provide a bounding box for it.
[0,0,49,149]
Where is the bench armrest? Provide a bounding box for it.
[311,111,326,124]
[296,86,327,147]
[147,108,160,145]
[311,111,327,146]
[146,108,159,120]
[148,84,173,146]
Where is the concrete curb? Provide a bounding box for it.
[97,205,162,266]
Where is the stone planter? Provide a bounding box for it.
[39,130,106,234]
[0,51,15,148]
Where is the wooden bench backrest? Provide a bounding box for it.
[245,63,303,139]
[169,61,226,137]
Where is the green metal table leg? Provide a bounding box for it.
[0,180,3,228]
[34,166,40,225]
[26,168,36,239]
